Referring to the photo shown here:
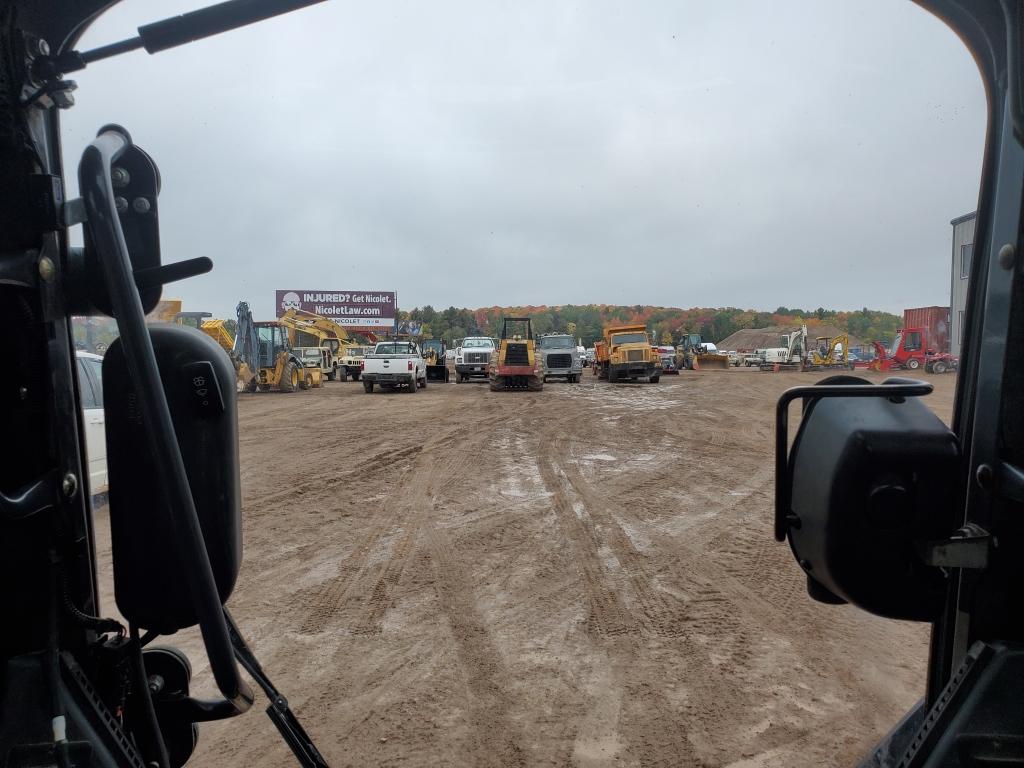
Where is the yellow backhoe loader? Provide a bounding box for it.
[234,302,319,392]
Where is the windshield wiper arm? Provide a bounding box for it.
[41,0,327,76]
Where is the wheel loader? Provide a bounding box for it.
[421,338,451,382]
[489,317,543,391]
[677,333,731,370]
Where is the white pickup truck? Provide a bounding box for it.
[361,341,427,393]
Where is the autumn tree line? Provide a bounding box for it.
[397,305,903,348]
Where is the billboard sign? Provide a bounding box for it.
[275,290,397,329]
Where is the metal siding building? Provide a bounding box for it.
[950,212,976,357]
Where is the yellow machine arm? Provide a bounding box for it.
[278,308,350,343]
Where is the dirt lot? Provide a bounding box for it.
[95,368,958,767]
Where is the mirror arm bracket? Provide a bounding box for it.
[918,523,995,570]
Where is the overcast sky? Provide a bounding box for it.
[62,0,985,320]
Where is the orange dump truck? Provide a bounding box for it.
[592,324,660,383]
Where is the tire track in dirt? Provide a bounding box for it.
[259,445,423,508]
[299,404,520,638]
[535,443,638,638]
[421,524,528,767]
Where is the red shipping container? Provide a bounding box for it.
[903,306,951,354]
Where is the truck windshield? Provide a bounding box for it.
[539,336,574,349]
[462,338,493,348]
[375,343,415,355]
[611,332,647,345]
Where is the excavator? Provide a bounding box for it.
[1,2,1021,768]
[489,317,543,391]
[808,332,852,370]
[277,308,352,381]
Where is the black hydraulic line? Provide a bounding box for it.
[130,626,170,768]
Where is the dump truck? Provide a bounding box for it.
[489,317,543,391]
[537,333,583,382]
[593,324,660,382]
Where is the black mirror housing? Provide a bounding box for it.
[783,380,960,621]
[104,324,242,633]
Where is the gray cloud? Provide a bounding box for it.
[62,0,985,320]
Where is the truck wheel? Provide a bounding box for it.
[932,361,947,374]
[363,381,374,393]
[337,369,348,382]
[299,372,313,390]
[906,358,921,370]
[419,375,427,389]
[327,367,337,381]
[407,379,417,393]
[350,370,361,381]
[279,361,299,392]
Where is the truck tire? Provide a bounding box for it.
[299,371,313,390]
[932,360,947,374]
[407,378,417,393]
[350,370,361,381]
[279,361,299,392]
[906,357,921,370]
[419,374,427,389]
[337,369,348,382]
[363,381,374,393]
[327,366,337,381]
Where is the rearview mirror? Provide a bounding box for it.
[775,376,961,621]
[104,324,242,633]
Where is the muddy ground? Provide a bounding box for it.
[94,368,958,767]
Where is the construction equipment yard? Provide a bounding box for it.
[94,370,957,768]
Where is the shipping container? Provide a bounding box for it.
[903,306,951,354]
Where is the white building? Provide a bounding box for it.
[950,211,976,357]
